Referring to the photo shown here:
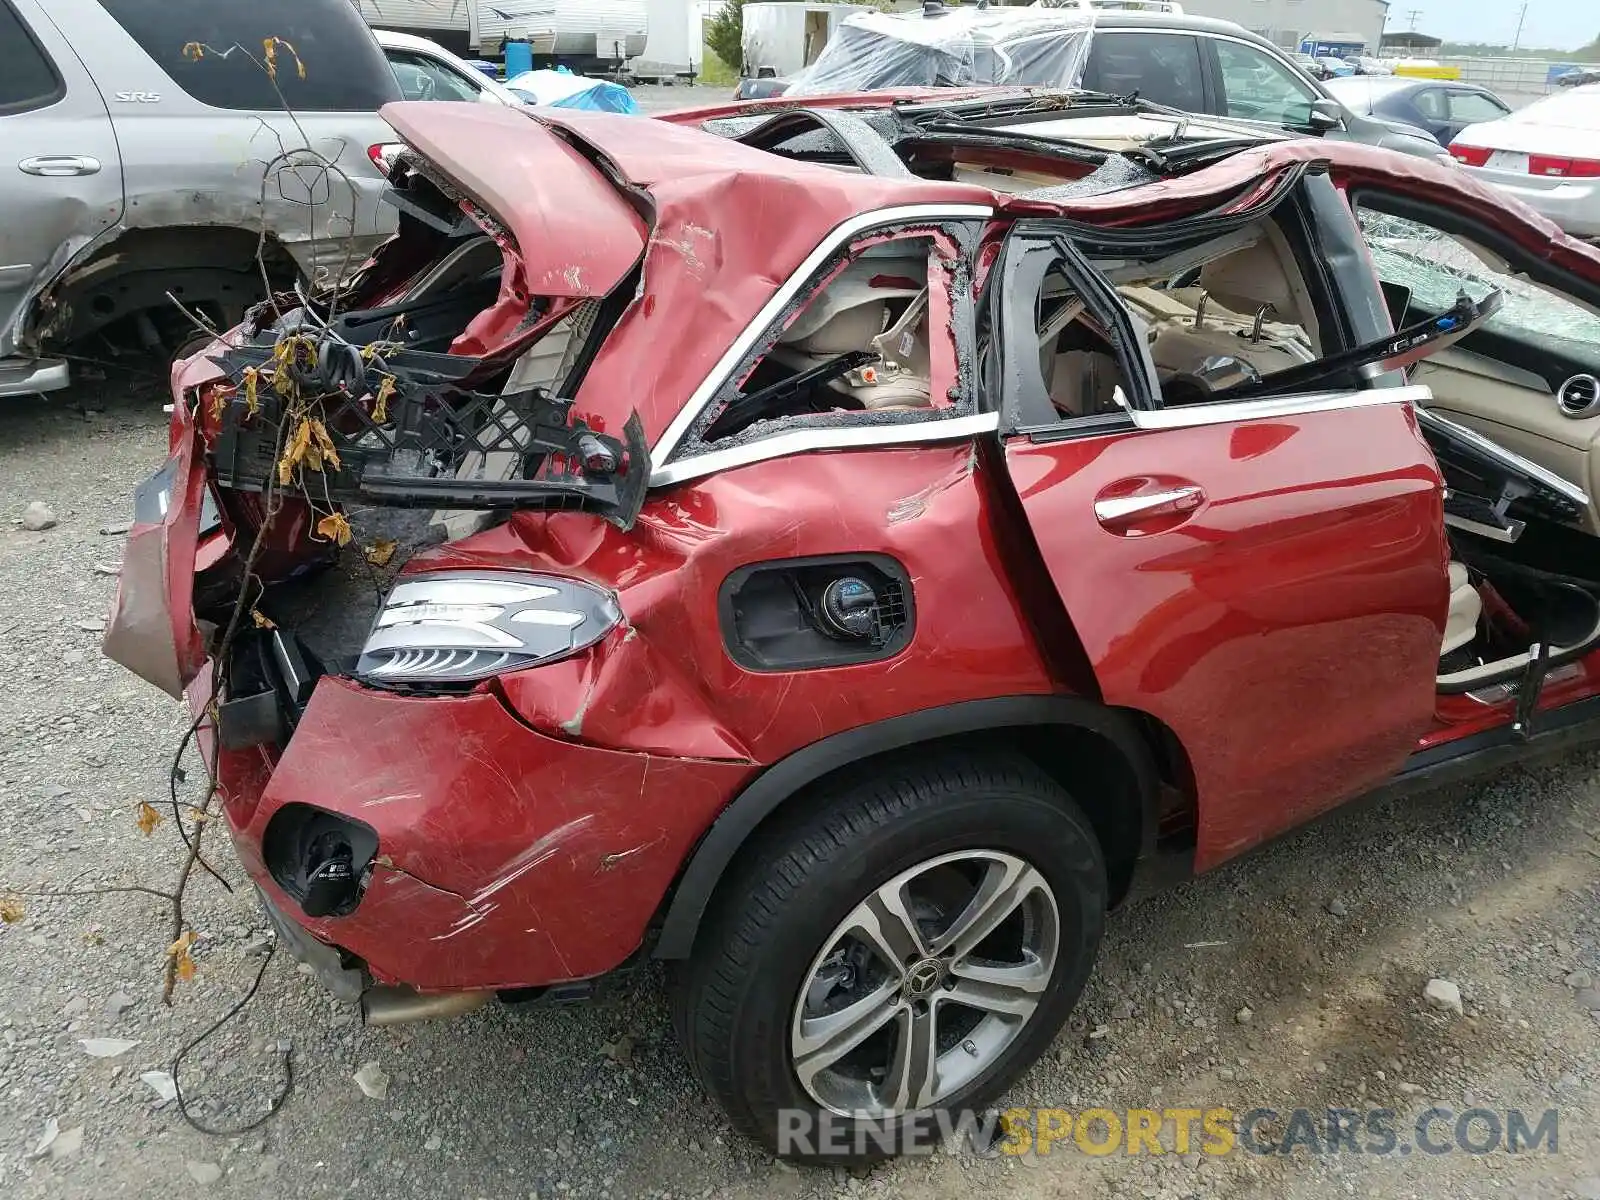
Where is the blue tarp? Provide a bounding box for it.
[505,69,639,114]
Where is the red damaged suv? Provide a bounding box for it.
[105,93,1600,1156]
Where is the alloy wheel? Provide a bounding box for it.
[789,849,1060,1118]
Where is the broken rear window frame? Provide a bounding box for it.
[650,212,995,488]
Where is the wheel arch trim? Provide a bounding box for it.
[652,694,1162,960]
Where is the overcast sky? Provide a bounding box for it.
[1392,1,1595,49]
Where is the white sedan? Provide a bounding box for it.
[372,29,522,107]
[1448,84,1600,237]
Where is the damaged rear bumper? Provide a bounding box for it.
[194,667,752,995]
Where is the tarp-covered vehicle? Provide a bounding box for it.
[106,91,1600,1161]
[735,4,1449,162]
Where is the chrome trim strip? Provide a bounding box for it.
[1444,513,1524,544]
[1417,406,1590,508]
[649,412,1000,488]
[1129,383,1435,431]
[648,203,994,472]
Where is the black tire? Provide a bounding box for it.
[672,751,1107,1163]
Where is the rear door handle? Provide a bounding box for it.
[19,155,102,177]
[1094,484,1206,528]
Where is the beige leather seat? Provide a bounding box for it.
[774,258,931,409]
[1443,561,1482,658]
[1046,349,1124,416]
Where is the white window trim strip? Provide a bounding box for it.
[649,412,1001,488]
[1128,383,1436,430]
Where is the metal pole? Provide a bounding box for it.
[1512,2,1529,52]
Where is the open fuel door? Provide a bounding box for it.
[989,223,1456,869]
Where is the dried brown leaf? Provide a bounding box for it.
[371,376,396,425]
[167,930,197,983]
[0,895,23,924]
[309,419,342,471]
[315,511,353,547]
[241,366,260,417]
[261,37,307,82]
[278,417,313,485]
[251,609,276,629]
[207,387,231,423]
[181,41,205,61]
[135,801,162,837]
[365,539,398,568]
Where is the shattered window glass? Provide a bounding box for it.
[1356,205,1600,361]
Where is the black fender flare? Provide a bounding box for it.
[652,694,1160,959]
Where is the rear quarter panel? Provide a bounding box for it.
[414,442,1065,764]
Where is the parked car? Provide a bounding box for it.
[1316,55,1356,78]
[1292,52,1329,80]
[0,0,401,399]
[1326,75,1511,146]
[1558,67,1600,88]
[734,5,1448,162]
[107,87,1600,1161]
[1344,55,1393,76]
[1448,84,1600,237]
[375,28,521,106]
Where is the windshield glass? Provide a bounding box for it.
[787,8,1095,97]
[1358,207,1600,363]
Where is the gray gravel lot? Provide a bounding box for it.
[1,83,1598,1199]
[2,367,1598,1200]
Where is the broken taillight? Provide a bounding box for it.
[368,142,404,176]
[1448,144,1492,168]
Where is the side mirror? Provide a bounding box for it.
[1309,98,1344,132]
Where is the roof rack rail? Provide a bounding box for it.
[1031,0,1187,13]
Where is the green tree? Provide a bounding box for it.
[706,0,746,73]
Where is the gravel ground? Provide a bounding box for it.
[633,82,738,115]
[2,370,1597,1200]
[0,90,1597,1196]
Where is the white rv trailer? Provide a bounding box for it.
[633,0,705,81]
[740,2,871,79]
[355,1,647,65]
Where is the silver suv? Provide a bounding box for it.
[0,0,400,397]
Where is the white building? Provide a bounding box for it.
[1165,0,1389,53]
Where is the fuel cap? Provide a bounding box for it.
[819,577,879,640]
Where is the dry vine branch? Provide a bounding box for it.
[1,36,376,1016]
